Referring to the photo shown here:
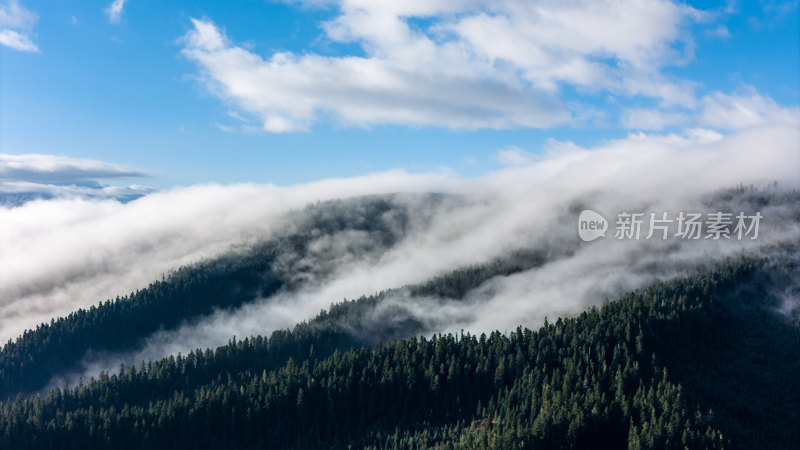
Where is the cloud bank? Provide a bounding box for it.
[0,154,151,206]
[0,170,459,344]
[0,154,146,182]
[39,119,800,388]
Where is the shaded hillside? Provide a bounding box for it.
[648,256,800,448]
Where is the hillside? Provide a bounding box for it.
[0,194,559,400]
[0,195,412,398]
[0,188,798,448]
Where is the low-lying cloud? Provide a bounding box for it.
[0,153,151,206]
[0,154,146,182]
[1,119,796,388]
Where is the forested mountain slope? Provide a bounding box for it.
[0,194,559,400]
[0,196,422,399]
[3,186,792,402]
[0,255,797,449]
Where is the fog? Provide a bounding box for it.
[1,123,798,388]
[0,172,459,344]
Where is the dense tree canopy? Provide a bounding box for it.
[0,254,797,449]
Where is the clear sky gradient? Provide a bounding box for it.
[1,0,798,190]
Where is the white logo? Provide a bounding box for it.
[578,209,608,241]
[578,209,762,242]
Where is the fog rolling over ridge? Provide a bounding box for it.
[4,0,800,445]
[1,122,799,388]
[49,182,799,389]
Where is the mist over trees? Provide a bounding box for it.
[0,195,424,398]
[0,188,798,448]
[0,255,798,448]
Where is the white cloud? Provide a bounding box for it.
[212,122,236,133]
[706,25,731,39]
[0,0,35,29]
[0,154,150,205]
[105,0,127,24]
[495,146,537,166]
[181,0,710,132]
[0,181,153,206]
[0,28,35,51]
[182,18,568,133]
[0,0,38,52]
[0,154,146,182]
[621,88,800,132]
[700,88,800,130]
[760,0,799,19]
[622,108,689,130]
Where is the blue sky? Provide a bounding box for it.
[0,0,798,192]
